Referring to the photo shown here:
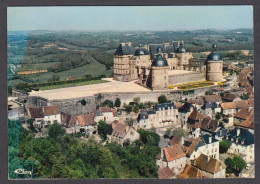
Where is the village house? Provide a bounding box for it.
[237,110,254,131]
[199,117,228,141]
[93,107,118,123]
[137,103,178,129]
[75,113,97,134]
[156,144,187,175]
[234,99,254,112]
[187,97,204,112]
[201,102,218,118]
[61,112,77,133]
[182,134,219,163]
[192,154,226,178]
[222,93,241,102]
[221,102,236,126]
[234,108,253,125]
[224,127,254,163]
[108,121,140,145]
[27,105,61,127]
[178,164,203,179]
[187,110,205,131]
[178,102,195,129]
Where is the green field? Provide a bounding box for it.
[17,62,60,71]
[37,79,108,91]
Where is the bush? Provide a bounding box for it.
[81,99,87,106]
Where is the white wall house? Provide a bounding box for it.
[156,144,187,175]
[28,106,61,128]
[93,107,118,123]
[225,127,254,163]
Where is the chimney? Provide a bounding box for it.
[127,42,132,46]
[121,42,126,46]
[133,123,138,131]
[207,156,210,162]
[125,125,130,133]
[237,128,240,136]
[209,136,212,143]
[178,41,180,47]
[181,136,184,145]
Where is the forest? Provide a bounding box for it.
[9,120,161,179]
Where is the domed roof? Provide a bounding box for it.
[207,52,223,61]
[176,43,186,53]
[152,54,169,67]
[135,48,150,56]
[207,44,223,61]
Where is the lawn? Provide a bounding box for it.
[17,59,113,83]
[37,79,108,91]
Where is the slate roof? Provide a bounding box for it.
[155,103,176,111]
[134,48,150,56]
[225,127,254,145]
[202,134,218,144]
[204,95,222,103]
[201,102,217,110]
[138,111,149,120]
[178,164,203,179]
[163,144,186,162]
[114,43,135,55]
[158,167,175,179]
[165,45,175,54]
[178,102,194,113]
[194,154,226,174]
[149,44,167,57]
[152,54,169,67]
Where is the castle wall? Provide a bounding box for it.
[168,72,205,85]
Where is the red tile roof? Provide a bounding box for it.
[178,164,203,179]
[194,154,226,174]
[43,106,60,116]
[204,95,222,103]
[158,167,175,179]
[188,110,205,120]
[61,112,77,128]
[182,138,203,157]
[238,110,254,129]
[221,102,236,110]
[163,144,186,162]
[76,113,96,127]
[234,108,252,120]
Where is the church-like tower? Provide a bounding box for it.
[206,44,223,82]
[151,51,169,90]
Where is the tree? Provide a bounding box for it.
[48,122,66,139]
[233,155,246,172]
[133,97,141,104]
[225,157,235,173]
[165,128,172,138]
[105,64,110,70]
[97,120,113,140]
[101,100,113,108]
[80,99,87,106]
[215,112,222,120]
[219,140,232,153]
[133,105,140,113]
[158,95,168,104]
[8,86,12,96]
[114,98,121,108]
[171,128,185,137]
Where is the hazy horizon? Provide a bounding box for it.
[8,6,253,31]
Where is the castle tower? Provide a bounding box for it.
[206,44,223,82]
[175,41,193,70]
[151,50,169,90]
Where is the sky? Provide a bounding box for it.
[7,6,253,31]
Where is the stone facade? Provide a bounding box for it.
[113,42,223,90]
